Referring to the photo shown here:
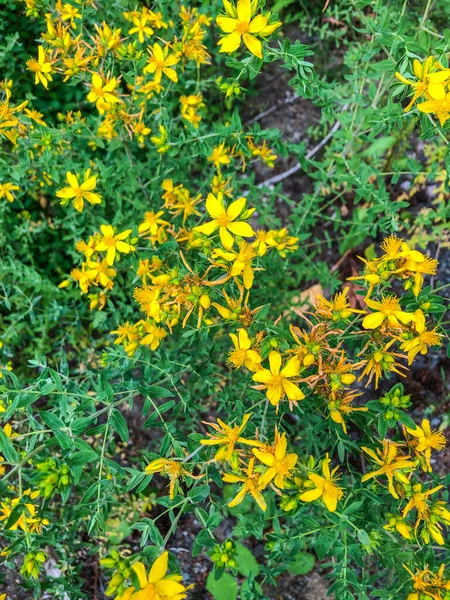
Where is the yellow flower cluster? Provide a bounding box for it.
[12,3,213,151]
[0,83,47,147]
[367,419,449,547]
[405,563,450,600]
[216,238,440,433]
[61,225,135,310]
[208,137,278,170]
[396,56,450,125]
[0,489,49,535]
[104,550,191,600]
[17,0,278,158]
[147,416,344,513]
[60,173,296,354]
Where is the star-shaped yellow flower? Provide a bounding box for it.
[253,432,298,490]
[56,170,102,213]
[299,454,344,512]
[252,351,304,407]
[195,193,254,250]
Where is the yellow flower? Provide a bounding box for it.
[131,119,152,144]
[140,321,168,351]
[247,138,277,167]
[362,295,415,329]
[404,418,446,472]
[395,56,447,112]
[195,193,254,250]
[358,341,408,389]
[128,14,154,43]
[212,242,257,288]
[252,350,304,407]
[200,414,263,461]
[119,552,191,600]
[216,0,272,59]
[402,483,443,520]
[384,514,413,540]
[59,2,82,26]
[138,210,170,236]
[24,108,47,126]
[145,458,184,499]
[85,259,117,289]
[151,125,170,153]
[299,454,344,512]
[418,88,450,126]
[328,391,367,434]
[227,328,262,370]
[208,143,231,169]
[0,182,19,203]
[180,93,205,128]
[361,440,416,499]
[144,43,179,83]
[403,563,450,600]
[252,230,275,257]
[56,170,102,212]
[95,224,133,265]
[26,46,53,89]
[86,73,122,114]
[253,432,297,489]
[315,287,366,321]
[223,457,267,511]
[404,255,439,297]
[400,310,442,365]
[265,228,299,258]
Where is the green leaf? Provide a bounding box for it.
[147,385,174,399]
[187,484,210,503]
[206,570,238,600]
[287,551,315,575]
[69,450,99,466]
[40,411,65,430]
[357,529,372,546]
[71,416,96,435]
[110,409,129,443]
[361,136,396,157]
[4,503,23,530]
[398,412,417,430]
[235,542,260,577]
[0,427,19,462]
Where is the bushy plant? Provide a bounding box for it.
[1,1,449,599]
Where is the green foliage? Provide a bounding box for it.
[1,0,450,599]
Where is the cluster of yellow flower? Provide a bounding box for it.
[101,550,191,600]
[132,236,447,533]
[10,0,281,162]
[363,424,448,546]
[61,224,135,310]
[145,408,448,531]
[208,137,278,170]
[0,489,49,536]
[60,172,297,351]
[215,237,441,427]
[396,55,450,125]
[0,77,51,202]
[405,563,450,600]
[145,418,344,514]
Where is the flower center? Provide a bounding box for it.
[228,349,247,368]
[236,21,250,34]
[216,213,231,227]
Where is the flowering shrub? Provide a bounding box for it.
[1,1,449,599]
